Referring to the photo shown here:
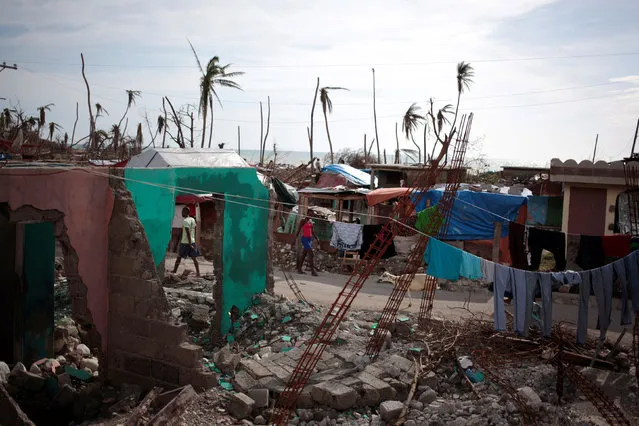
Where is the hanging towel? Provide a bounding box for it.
[624,250,639,313]
[576,235,605,270]
[511,268,527,335]
[460,251,483,280]
[524,272,553,337]
[576,270,592,344]
[508,222,528,269]
[424,238,462,281]
[528,227,566,271]
[480,258,495,283]
[591,264,614,341]
[493,264,512,331]
[359,224,397,259]
[613,259,632,326]
[330,222,363,251]
[416,205,444,234]
[602,235,631,258]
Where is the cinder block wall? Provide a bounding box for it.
[107,171,216,390]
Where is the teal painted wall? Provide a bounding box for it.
[22,222,55,365]
[124,167,269,334]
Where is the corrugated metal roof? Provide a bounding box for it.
[126,148,249,168]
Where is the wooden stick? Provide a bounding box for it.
[124,387,163,426]
[394,358,422,425]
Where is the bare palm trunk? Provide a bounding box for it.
[372,68,380,163]
[162,98,168,148]
[309,77,319,162]
[324,108,334,163]
[80,53,95,150]
[208,98,214,148]
[71,102,78,147]
[363,134,367,162]
[262,96,271,162]
[410,135,421,164]
[118,106,129,130]
[394,122,400,164]
[423,122,428,163]
[200,100,208,148]
[237,125,241,155]
[166,97,185,148]
[190,112,195,148]
[446,91,462,163]
[259,101,264,164]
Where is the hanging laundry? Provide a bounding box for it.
[576,264,614,344]
[613,259,632,325]
[493,264,512,331]
[631,237,639,252]
[511,268,527,336]
[460,251,483,280]
[623,250,639,313]
[415,205,444,234]
[480,258,495,283]
[359,224,397,259]
[508,222,528,269]
[528,227,566,271]
[524,272,553,337]
[565,234,582,270]
[330,222,363,251]
[602,234,631,258]
[576,235,605,270]
[424,238,462,281]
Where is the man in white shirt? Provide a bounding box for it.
[172,206,201,277]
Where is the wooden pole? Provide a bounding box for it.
[631,118,639,157]
[492,222,502,262]
[592,133,599,162]
[237,125,241,155]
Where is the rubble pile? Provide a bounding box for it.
[195,293,638,425]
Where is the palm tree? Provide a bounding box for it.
[118,90,141,129]
[320,86,348,163]
[37,103,54,136]
[402,103,425,163]
[450,62,474,133]
[95,103,109,120]
[47,122,62,141]
[188,40,244,148]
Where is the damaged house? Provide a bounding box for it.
[0,155,269,404]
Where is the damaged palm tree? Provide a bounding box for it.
[402,103,425,163]
[320,86,348,164]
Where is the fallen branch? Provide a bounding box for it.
[394,357,422,426]
[148,385,197,425]
[124,387,163,426]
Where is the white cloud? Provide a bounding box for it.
[2,0,639,166]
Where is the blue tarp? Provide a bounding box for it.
[411,189,527,240]
[322,164,376,187]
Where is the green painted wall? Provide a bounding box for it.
[22,222,55,365]
[124,167,269,333]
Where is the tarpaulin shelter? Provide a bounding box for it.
[322,164,377,187]
[412,189,527,240]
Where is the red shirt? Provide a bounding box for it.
[302,221,313,238]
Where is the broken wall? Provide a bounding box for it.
[0,168,114,352]
[124,167,269,334]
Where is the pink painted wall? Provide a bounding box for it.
[0,168,113,351]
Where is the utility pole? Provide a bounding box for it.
[630,118,639,158]
[592,133,599,162]
[0,62,18,73]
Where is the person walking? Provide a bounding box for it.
[172,206,201,277]
[295,217,319,276]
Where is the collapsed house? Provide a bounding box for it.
[0,157,270,395]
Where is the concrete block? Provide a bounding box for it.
[9,370,46,391]
[148,321,187,344]
[240,359,272,380]
[110,293,135,314]
[380,400,404,423]
[124,355,151,376]
[311,381,357,410]
[110,275,154,298]
[259,360,291,382]
[248,388,269,408]
[163,343,202,368]
[356,371,396,400]
[232,370,259,393]
[151,361,180,384]
[387,355,414,372]
[228,392,255,420]
[110,314,150,337]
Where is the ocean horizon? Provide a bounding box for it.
[236,149,549,172]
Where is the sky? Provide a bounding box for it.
[1,0,639,167]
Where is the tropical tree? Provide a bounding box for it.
[188,41,244,148]
[450,61,474,133]
[118,90,141,129]
[320,86,348,163]
[402,103,425,163]
[37,103,54,136]
[47,122,62,141]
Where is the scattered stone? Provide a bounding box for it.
[228,392,255,420]
[517,386,542,408]
[12,362,26,373]
[80,357,99,373]
[254,415,266,425]
[75,344,91,358]
[418,387,437,405]
[29,364,41,375]
[379,400,404,423]
[311,381,357,410]
[0,361,10,384]
[232,370,259,393]
[213,345,241,375]
[248,388,269,408]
